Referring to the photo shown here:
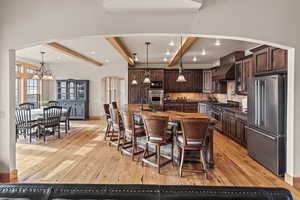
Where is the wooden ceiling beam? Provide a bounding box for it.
[167,37,198,67]
[47,42,103,67]
[105,37,135,66]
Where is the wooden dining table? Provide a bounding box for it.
[122,104,217,168]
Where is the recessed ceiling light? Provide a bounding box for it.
[134,56,138,62]
[163,57,168,62]
[168,40,175,47]
[105,59,110,63]
[215,40,221,46]
[91,51,96,55]
[165,50,171,56]
[193,56,197,62]
[201,49,207,55]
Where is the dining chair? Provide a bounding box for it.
[142,114,173,174]
[60,107,72,134]
[108,108,124,150]
[48,101,59,106]
[112,101,118,109]
[121,111,145,160]
[103,104,113,140]
[19,102,35,109]
[177,118,210,178]
[39,106,62,142]
[15,108,39,143]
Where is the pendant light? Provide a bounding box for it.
[33,52,54,80]
[177,36,187,82]
[143,42,151,84]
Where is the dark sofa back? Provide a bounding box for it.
[0,184,293,200]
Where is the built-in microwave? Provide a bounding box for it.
[150,81,163,89]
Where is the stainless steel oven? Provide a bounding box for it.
[149,90,164,105]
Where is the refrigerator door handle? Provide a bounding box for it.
[257,80,261,126]
[254,80,258,125]
[247,127,276,140]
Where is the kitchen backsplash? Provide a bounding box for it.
[214,81,247,103]
[166,93,208,101]
[165,81,247,104]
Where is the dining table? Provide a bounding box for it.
[122,104,217,168]
[31,108,68,121]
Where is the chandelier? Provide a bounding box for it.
[32,52,54,80]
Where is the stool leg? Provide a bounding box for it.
[157,145,161,174]
[200,149,208,179]
[179,148,185,177]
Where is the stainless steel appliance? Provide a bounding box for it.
[149,90,164,105]
[150,81,163,89]
[247,74,287,176]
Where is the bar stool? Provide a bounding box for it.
[176,118,210,178]
[109,108,124,150]
[121,111,145,160]
[141,114,173,174]
[103,104,113,140]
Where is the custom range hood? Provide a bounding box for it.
[212,63,235,80]
[212,51,245,81]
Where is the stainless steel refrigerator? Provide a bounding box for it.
[246,74,287,176]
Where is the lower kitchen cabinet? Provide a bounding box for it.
[222,111,247,148]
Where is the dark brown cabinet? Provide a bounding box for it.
[222,111,247,148]
[128,69,150,104]
[251,45,287,75]
[164,69,203,93]
[235,56,253,95]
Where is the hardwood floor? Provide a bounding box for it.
[16,120,300,198]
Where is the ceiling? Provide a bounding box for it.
[16,35,259,67]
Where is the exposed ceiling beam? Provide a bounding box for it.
[47,42,103,67]
[167,37,198,67]
[105,37,135,66]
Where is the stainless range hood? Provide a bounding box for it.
[212,63,235,81]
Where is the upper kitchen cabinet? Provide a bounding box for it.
[251,45,287,75]
[165,69,203,93]
[128,69,150,104]
[235,55,253,95]
[149,69,164,82]
[203,70,213,93]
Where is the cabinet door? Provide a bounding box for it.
[242,57,253,94]
[68,80,77,100]
[235,119,244,144]
[270,48,287,72]
[235,61,243,94]
[164,70,178,92]
[57,81,68,100]
[203,70,212,93]
[150,69,164,82]
[253,48,270,74]
[193,70,203,92]
[229,117,236,139]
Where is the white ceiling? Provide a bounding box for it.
[16,35,259,67]
[16,36,125,66]
[120,36,258,65]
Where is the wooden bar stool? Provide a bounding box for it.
[121,111,145,160]
[108,108,124,150]
[141,114,173,174]
[176,118,210,178]
[103,104,113,140]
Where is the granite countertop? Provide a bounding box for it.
[222,107,247,116]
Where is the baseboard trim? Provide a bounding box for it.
[285,173,300,189]
[0,169,18,183]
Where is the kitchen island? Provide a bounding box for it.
[122,104,217,168]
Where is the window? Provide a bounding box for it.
[26,79,40,107]
[16,79,20,105]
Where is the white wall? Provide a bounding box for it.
[0,0,299,181]
[46,62,128,117]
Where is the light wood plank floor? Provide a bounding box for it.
[16,120,300,199]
